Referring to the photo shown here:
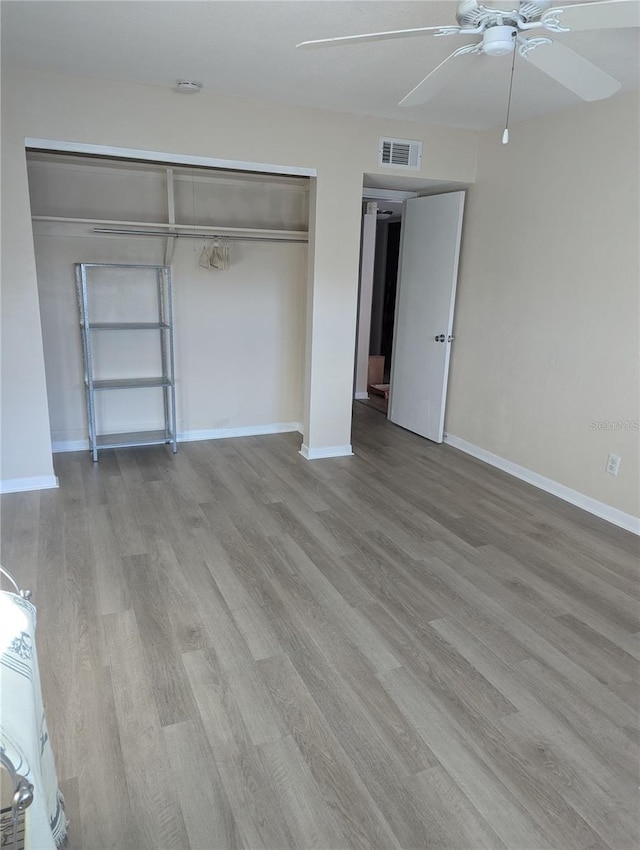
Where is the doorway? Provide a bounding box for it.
[355,178,469,442]
[354,189,412,416]
[366,211,402,415]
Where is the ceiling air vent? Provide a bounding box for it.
[379,137,423,170]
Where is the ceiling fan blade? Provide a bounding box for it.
[522,39,621,100]
[399,49,481,107]
[296,25,458,49]
[543,0,640,32]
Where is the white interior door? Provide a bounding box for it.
[388,192,465,442]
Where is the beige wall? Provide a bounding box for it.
[1,67,478,485]
[0,123,56,487]
[447,92,640,517]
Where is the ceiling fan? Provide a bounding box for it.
[296,1,639,107]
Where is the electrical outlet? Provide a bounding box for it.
[606,453,621,476]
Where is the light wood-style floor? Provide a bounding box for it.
[1,404,638,850]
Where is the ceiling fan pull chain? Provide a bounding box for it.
[502,29,518,145]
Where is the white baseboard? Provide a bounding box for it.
[444,433,640,536]
[52,422,303,453]
[354,392,369,400]
[300,443,354,460]
[179,421,302,442]
[0,475,59,494]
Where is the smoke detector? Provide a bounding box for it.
[176,79,203,94]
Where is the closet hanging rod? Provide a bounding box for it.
[93,227,308,244]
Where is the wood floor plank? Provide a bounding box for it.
[38,616,79,783]
[266,532,401,675]
[555,611,639,680]
[525,651,640,767]
[164,719,241,850]
[34,490,65,622]
[259,541,436,775]
[152,533,210,654]
[362,600,519,734]
[267,498,353,558]
[257,734,351,850]
[258,653,402,850]
[233,440,294,505]
[192,527,281,645]
[321,468,455,555]
[501,710,639,848]
[191,442,288,539]
[430,546,636,686]
[182,648,297,850]
[409,767,508,850]
[179,550,259,672]
[222,660,289,747]
[102,496,149,557]
[423,543,639,729]
[428,617,636,847]
[491,531,639,632]
[475,543,640,660]
[190,526,285,661]
[75,664,136,849]
[255,599,449,847]
[380,666,554,849]
[85,504,130,616]
[63,497,104,672]
[433,617,640,782]
[78,453,109,505]
[164,444,221,505]
[337,545,446,626]
[124,552,198,727]
[408,556,532,664]
[246,439,332,513]
[197,524,287,613]
[102,608,190,849]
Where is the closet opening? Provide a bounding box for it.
[25,147,311,458]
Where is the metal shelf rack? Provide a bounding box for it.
[75,262,178,461]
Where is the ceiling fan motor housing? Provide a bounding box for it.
[483,25,517,56]
[455,0,553,29]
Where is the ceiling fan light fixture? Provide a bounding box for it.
[483,25,517,56]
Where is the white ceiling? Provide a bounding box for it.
[2,1,639,130]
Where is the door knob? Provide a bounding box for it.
[448,335,455,342]
[435,334,445,342]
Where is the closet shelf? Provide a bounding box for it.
[32,216,308,241]
[89,377,173,390]
[87,322,170,330]
[95,430,175,450]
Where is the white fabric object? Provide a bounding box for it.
[0,590,67,848]
[200,239,230,271]
[198,244,211,269]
